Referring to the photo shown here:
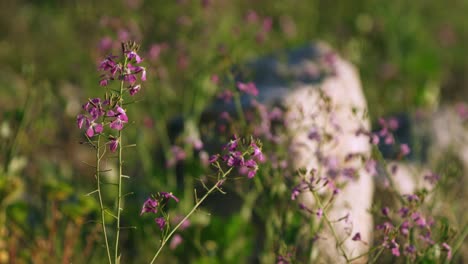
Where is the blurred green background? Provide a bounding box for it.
[0,0,467,263]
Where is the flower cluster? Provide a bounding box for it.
[209,136,264,179]
[244,9,273,43]
[291,169,342,221]
[375,194,452,260]
[77,99,130,151]
[76,42,145,152]
[237,81,258,96]
[77,98,106,137]
[99,42,146,96]
[141,192,180,231]
[356,116,412,160]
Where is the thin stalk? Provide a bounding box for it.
[96,136,112,264]
[4,81,33,173]
[233,91,246,128]
[114,128,123,263]
[445,224,468,264]
[149,182,220,264]
[114,57,128,263]
[369,246,386,264]
[149,166,232,264]
[347,245,382,263]
[311,190,350,262]
[372,145,405,204]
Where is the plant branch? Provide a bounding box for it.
[96,135,113,264]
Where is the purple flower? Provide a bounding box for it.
[365,159,377,176]
[129,84,141,96]
[262,17,273,32]
[76,98,107,137]
[243,159,258,178]
[167,146,187,167]
[225,151,244,167]
[371,133,380,145]
[398,207,410,217]
[140,198,158,215]
[246,10,259,23]
[155,217,166,231]
[405,194,419,202]
[218,90,233,103]
[411,212,427,228]
[77,114,86,129]
[99,79,110,86]
[225,136,239,152]
[108,137,119,152]
[308,128,321,141]
[160,192,180,203]
[276,255,291,264]
[149,43,167,61]
[268,107,283,121]
[442,242,452,260]
[400,144,411,156]
[77,116,103,138]
[83,98,106,120]
[87,122,103,137]
[342,167,356,179]
[98,56,121,86]
[419,232,435,245]
[122,71,137,84]
[298,203,313,214]
[172,215,191,231]
[390,240,400,257]
[384,134,395,145]
[99,55,120,76]
[120,63,146,84]
[316,208,323,219]
[382,207,390,217]
[388,117,399,130]
[98,36,113,51]
[251,142,265,162]
[391,247,400,257]
[424,172,440,185]
[352,232,362,241]
[291,186,301,200]
[404,244,416,255]
[400,220,410,236]
[210,74,219,84]
[108,106,128,130]
[170,234,183,250]
[171,146,186,162]
[208,154,219,163]
[126,50,143,63]
[376,221,394,233]
[455,102,468,120]
[237,82,258,96]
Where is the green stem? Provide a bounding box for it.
[114,129,123,263]
[233,91,246,128]
[96,136,113,264]
[114,57,128,263]
[311,190,350,262]
[149,182,220,263]
[347,245,382,263]
[369,246,386,264]
[445,224,468,264]
[372,145,405,204]
[149,165,232,264]
[4,82,33,174]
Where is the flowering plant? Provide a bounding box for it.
[77,41,146,263]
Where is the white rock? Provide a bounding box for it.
[285,49,373,263]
